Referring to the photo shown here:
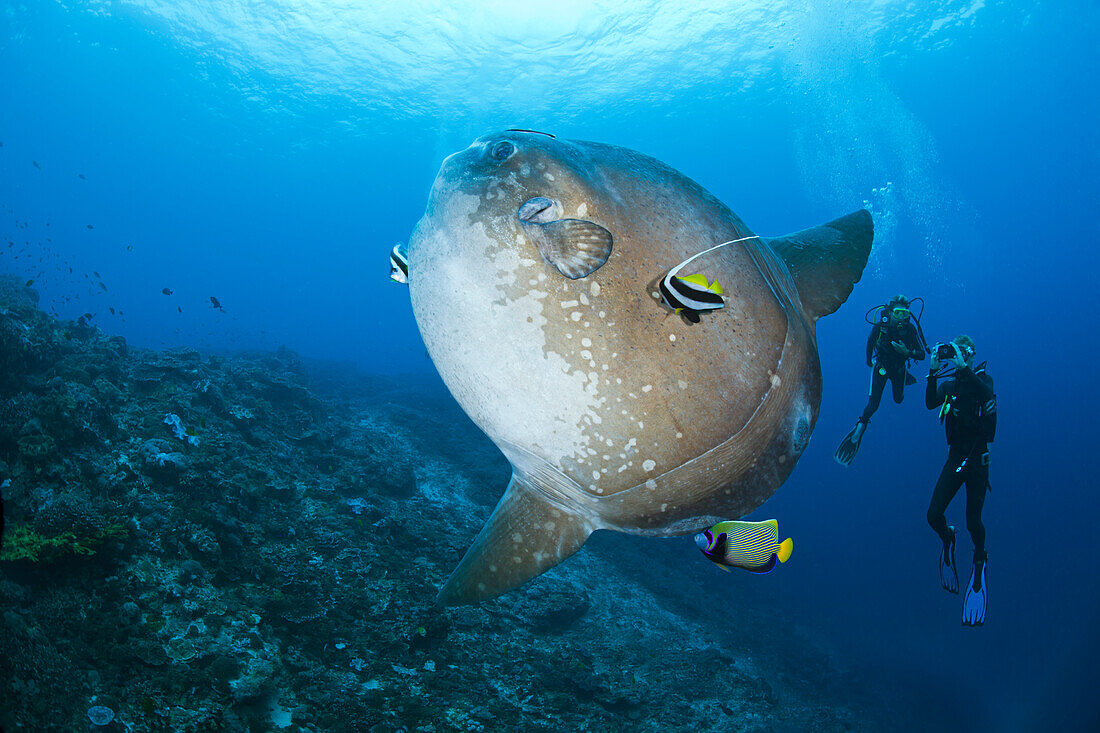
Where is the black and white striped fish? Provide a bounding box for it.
[389,243,409,284]
[659,272,725,323]
[658,234,760,322]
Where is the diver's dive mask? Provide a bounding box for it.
[891,307,910,321]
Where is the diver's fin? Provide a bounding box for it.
[763,209,874,321]
[906,370,918,386]
[834,420,866,467]
[437,472,596,605]
[939,526,959,594]
[777,537,793,563]
[524,218,613,279]
[962,560,987,626]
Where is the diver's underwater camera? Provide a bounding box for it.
[935,342,961,362]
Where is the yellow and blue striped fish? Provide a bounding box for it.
[694,519,793,574]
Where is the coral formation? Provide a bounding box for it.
[0,274,888,731]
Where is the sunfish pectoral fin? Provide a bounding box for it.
[762,208,874,321]
[437,472,596,605]
[524,218,613,279]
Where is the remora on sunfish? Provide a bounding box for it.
[408,130,873,605]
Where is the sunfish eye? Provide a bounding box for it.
[490,141,515,161]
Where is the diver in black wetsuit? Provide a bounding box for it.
[925,335,996,626]
[835,294,927,466]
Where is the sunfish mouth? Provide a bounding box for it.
[518,197,562,224]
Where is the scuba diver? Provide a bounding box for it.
[835,294,928,466]
[925,335,996,626]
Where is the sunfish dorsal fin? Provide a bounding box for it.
[438,471,597,605]
[524,219,613,279]
[762,209,873,321]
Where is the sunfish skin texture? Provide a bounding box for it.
[408,131,872,605]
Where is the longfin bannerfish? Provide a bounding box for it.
[659,271,725,323]
[694,519,793,573]
[657,236,763,322]
[390,243,409,284]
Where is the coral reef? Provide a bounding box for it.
[0,274,888,731]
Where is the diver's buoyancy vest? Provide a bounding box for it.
[874,321,916,362]
[941,365,997,443]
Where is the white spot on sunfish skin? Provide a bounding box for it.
[669,334,676,342]
[571,312,581,321]
[642,385,652,392]
[592,470,600,480]
[478,582,487,591]
[645,479,657,490]
[590,281,600,297]
[581,338,592,347]
[577,202,588,216]
[643,459,656,471]
[678,379,688,389]
[512,533,523,543]
[409,193,604,469]
[561,300,579,308]
[771,374,782,387]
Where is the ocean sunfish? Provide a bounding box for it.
[408,130,873,605]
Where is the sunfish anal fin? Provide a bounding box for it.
[762,208,874,321]
[523,218,613,279]
[438,472,596,605]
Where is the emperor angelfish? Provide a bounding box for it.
[407,130,873,605]
[390,243,409,284]
[695,519,793,574]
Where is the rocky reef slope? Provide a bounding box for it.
[0,275,884,732]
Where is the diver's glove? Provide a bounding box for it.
[891,340,909,356]
[930,353,940,372]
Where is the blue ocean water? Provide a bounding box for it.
[1,1,1097,730]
